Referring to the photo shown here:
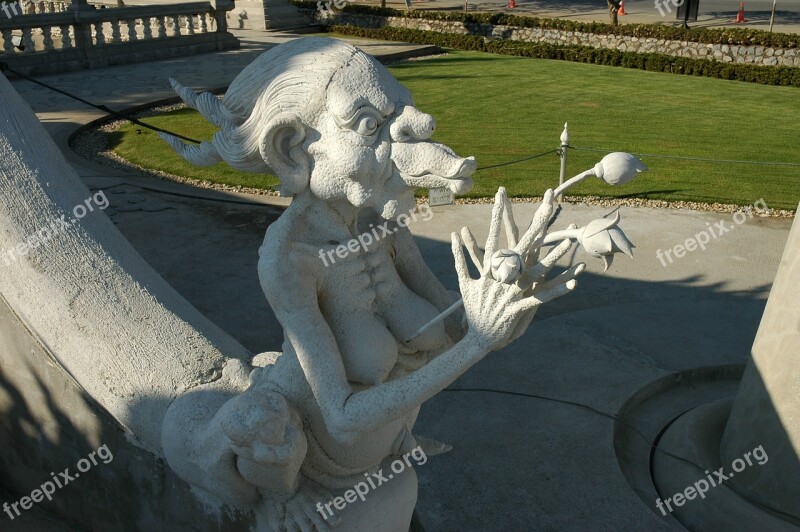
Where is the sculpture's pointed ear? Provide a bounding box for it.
[259,112,310,196]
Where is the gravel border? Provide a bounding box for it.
[70,105,795,219]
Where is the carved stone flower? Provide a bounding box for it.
[577,211,634,271]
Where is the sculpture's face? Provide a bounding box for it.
[306,57,475,220]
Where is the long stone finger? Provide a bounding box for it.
[451,232,472,289]
[483,188,506,273]
[500,188,519,249]
[527,237,573,282]
[515,189,553,259]
[461,226,484,272]
[527,278,577,307]
[535,262,586,294]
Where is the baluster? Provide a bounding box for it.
[21,27,34,53]
[2,29,15,55]
[172,15,180,36]
[198,13,207,33]
[208,13,216,32]
[142,17,153,40]
[185,14,195,35]
[47,1,54,12]
[36,1,44,13]
[42,26,55,51]
[59,23,71,48]
[94,22,105,46]
[110,20,121,43]
[156,16,166,38]
[126,18,136,42]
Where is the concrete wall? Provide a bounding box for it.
[0,294,251,530]
[720,205,800,519]
[0,57,254,529]
[308,11,800,68]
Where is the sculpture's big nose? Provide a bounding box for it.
[389,106,475,194]
[391,141,476,194]
[390,106,436,142]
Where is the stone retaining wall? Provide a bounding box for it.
[310,11,800,68]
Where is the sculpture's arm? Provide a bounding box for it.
[391,225,465,340]
[263,246,569,443]
[392,224,459,311]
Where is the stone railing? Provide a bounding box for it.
[308,11,800,68]
[19,1,71,14]
[0,0,238,75]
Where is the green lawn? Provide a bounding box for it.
[110,48,800,210]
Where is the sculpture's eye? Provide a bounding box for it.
[355,114,379,136]
[336,107,386,139]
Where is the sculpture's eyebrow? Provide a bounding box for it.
[340,98,395,120]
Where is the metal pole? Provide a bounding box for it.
[557,122,569,203]
[770,0,777,33]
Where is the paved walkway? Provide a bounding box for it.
[7,30,796,530]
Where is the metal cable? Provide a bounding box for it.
[476,148,559,171]
[570,145,800,168]
[0,62,203,144]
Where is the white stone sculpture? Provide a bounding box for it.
[159,37,640,531]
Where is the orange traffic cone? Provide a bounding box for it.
[507,0,516,8]
[734,2,747,23]
[618,0,627,15]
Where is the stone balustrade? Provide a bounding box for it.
[0,0,238,75]
[20,1,71,15]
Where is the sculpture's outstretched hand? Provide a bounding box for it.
[455,188,584,350]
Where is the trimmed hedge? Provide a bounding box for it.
[292,1,799,49]
[328,24,800,86]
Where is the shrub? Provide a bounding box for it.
[291,1,800,48]
[325,24,799,86]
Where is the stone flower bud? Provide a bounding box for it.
[490,249,523,284]
[594,152,648,186]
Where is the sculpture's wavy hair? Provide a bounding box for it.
[159,37,365,195]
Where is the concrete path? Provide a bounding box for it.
[7,30,796,530]
[86,186,792,530]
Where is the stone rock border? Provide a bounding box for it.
[71,104,794,218]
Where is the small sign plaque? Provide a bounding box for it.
[429,187,454,207]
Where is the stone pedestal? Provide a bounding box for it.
[720,205,800,519]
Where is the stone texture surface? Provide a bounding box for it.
[0,72,250,453]
[720,208,800,519]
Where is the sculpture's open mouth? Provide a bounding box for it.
[399,173,474,194]
[391,141,476,195]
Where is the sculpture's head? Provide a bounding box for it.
[162,37,475,219]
